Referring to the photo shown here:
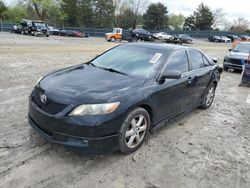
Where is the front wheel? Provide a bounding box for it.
[200,83,216,109]
[119,108,150,154]
[110,37,116,42]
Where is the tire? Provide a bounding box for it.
[118,107,150,154]
[158,36,162,40]
[110,37,116,42]
[21,30,24,35]
[200,83,216,109]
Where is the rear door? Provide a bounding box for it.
[156,50,191,122]
[186,49,213,105]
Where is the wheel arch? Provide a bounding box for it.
[139,104,154,126]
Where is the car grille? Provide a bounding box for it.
[229,58,242,65]
[42,29,47,34]
[32,86,67,115]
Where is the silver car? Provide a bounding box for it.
[223,42,250,70]
[153,32,174,40]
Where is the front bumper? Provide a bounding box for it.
[28,96,121,154]
[223,61,243,70]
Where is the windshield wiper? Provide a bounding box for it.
[86,62,96,67]
[99,67,127,75]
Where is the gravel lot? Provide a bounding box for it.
[0,33,250,188]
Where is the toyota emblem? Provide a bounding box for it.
[40,94,47,104]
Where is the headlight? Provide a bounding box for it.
[224,57,230,62]
[68,102,120,116]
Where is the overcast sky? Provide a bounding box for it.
[3,0,250,21]
[153,0,250,21]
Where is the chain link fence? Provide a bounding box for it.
[1,22,247,38]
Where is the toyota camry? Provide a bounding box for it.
[28,43,222,154]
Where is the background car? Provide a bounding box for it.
[241,35,250,40]
[59,29,68,36]
[153,32,174,40]
[208,35,223,42]
[174,34,193,43]
[28,43,222,154]
[48,26,59,35]
[10,25,21,34]
[71,31,89,38]
[220,36,231,43]
[226,35,239,42]
[223,42,250,71]
[132,29,153,41]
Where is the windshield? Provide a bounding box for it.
[233,43,250,53]
[90,45,166,77]
[34,22,46,28]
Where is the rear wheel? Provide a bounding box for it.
[200,83,216,109]
[119,108,150,154]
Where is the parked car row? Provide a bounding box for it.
[10,19,89,38]
[57,29,89,38]
[105,28,193,44]
[208,35,250,43]
[10,19,50,37]
[208,35,233,43]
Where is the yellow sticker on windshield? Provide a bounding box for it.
[149,53,162,64]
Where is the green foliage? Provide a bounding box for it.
[184,3,214,31]
[184,15,196,30]
[3,4,28,22]
[61,0,114,27]
[116,8,137,29]
[143,3,168,30]
[0,0,7,18]
[168,14,185,30]
[92,0,115,28]
[194,3,213,30]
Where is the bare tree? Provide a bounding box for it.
[231,17,250,32]
[128,0,148,15]
[113,0,148,28]
[212,8,226,28]
[113,0,128,15]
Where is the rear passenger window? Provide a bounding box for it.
[165,50,189,73]
[189,50,205,70]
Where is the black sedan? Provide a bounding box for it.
[132,29,154,41]
[28,43,222,154]
[208,35,223,43]
[174,34,193,43]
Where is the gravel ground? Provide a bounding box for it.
[0,33,249,188]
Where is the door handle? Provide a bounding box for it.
[188,76,197,85]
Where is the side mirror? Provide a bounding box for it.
[211,57,218,63]
[158,70,182,82]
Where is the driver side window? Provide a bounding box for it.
[165,50,189,73]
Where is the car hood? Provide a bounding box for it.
[39,65,146,104]
[226,51,249,60]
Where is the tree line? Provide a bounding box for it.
[0,0,249,32]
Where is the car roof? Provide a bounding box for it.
[122,43,189,52]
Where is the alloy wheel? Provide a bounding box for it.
[205,85,215,106]
[125,115,147,149]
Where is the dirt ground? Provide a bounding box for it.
[0,33,250,188]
